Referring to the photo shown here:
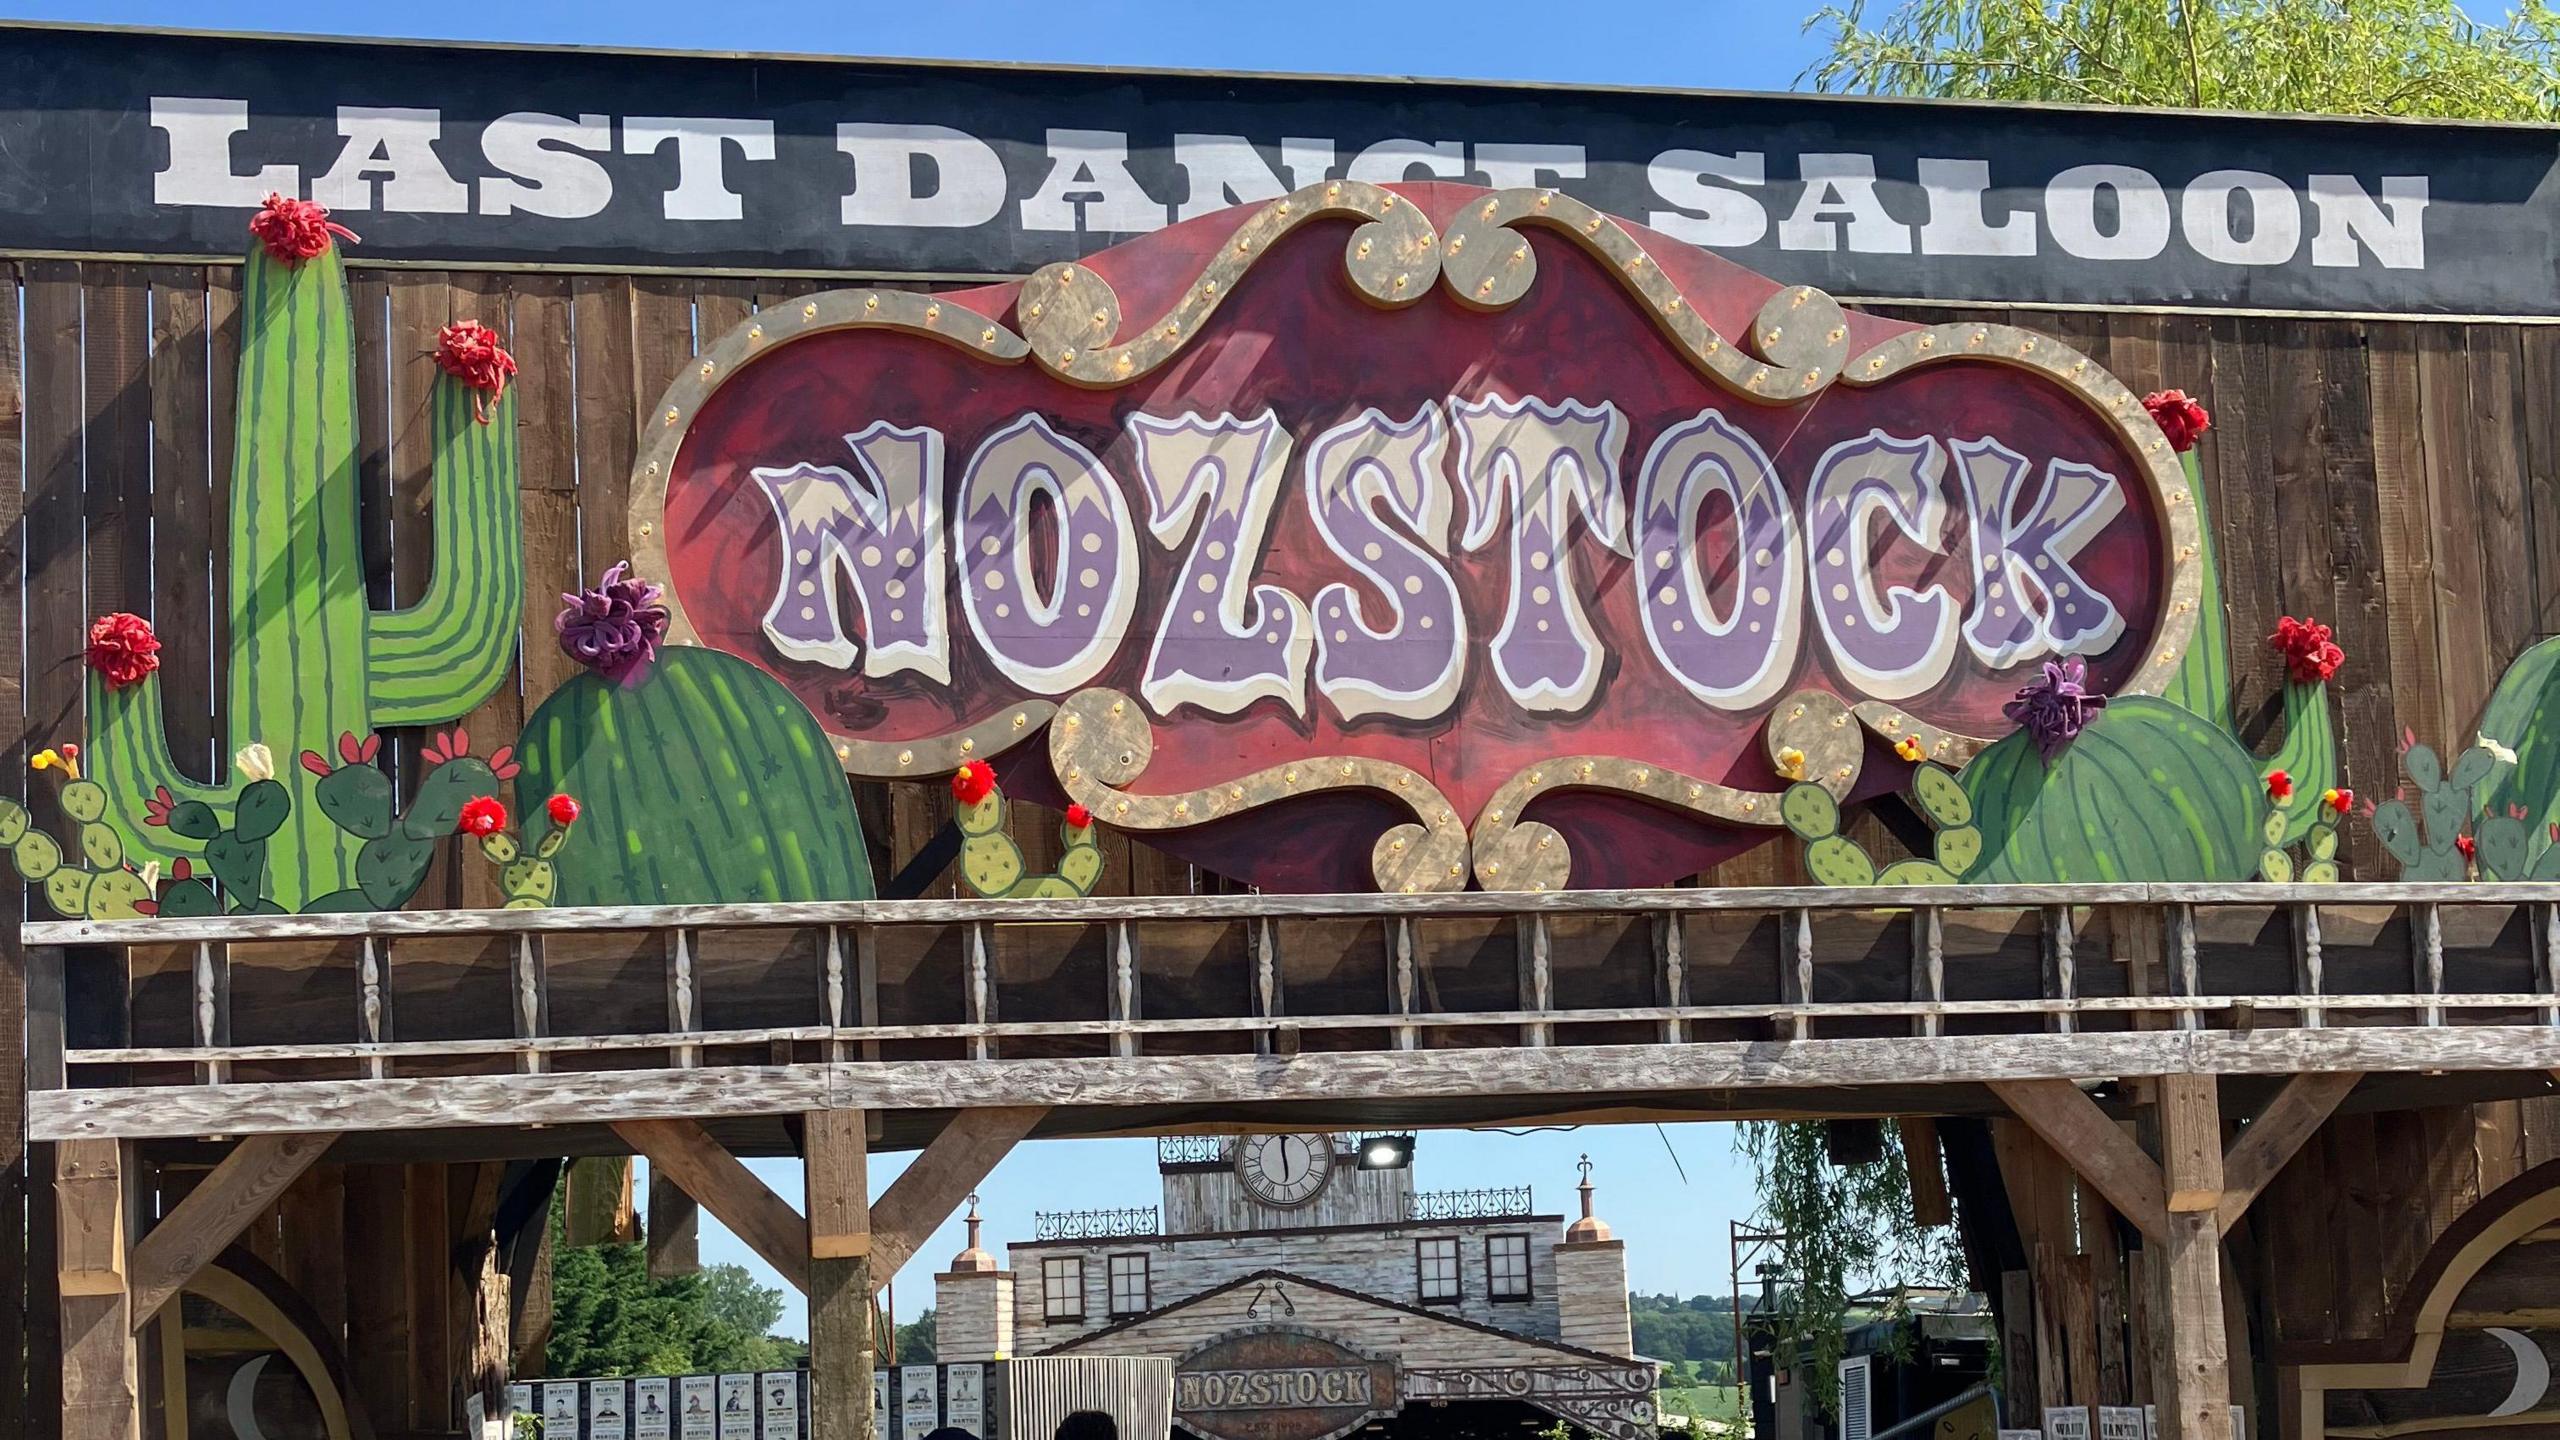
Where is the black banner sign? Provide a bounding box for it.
[4,21,2558,316]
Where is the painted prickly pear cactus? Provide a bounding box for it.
[86,204,521,910]
[953,762,1104,899]
[1964,697,2270,883]
[0,748,159,920]
[514,646,874,906]
[467,794,582,909]
[1782,763,1978,886]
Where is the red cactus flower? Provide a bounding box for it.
[457,796,507,837]
[340,731,380,766]
[85,611,161,689]
[143,785,175,827]
[1065,802,1093,830]
[2513,803,2531,820]
[2271,616,2345,686]
[422,728,472,766]
[2266,769,2293,802]
[547,794,581,826]
[172,858,191,881]
[488,745,520,781]
[299,749,332,777]
[433,320,518,424]
[2323,787,2353,815]
[951,760,996,806]
[248,193,358,265]
[2457,834,2479,862]
[2141,389,2212,453]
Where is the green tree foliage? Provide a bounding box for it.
[1738,1122,1964,1417]
[894,1310,939,1364]
[545,1197,807,1378]
[1628,1293,1740,1369]
[1804,0,2560,119]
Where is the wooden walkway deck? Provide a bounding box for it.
[28,882,2560,1144]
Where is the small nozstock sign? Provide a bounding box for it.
[1173,1328,1398,1440]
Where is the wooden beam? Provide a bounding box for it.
[2215,1072,2360,1233]
[1987,1079,2169,1240]
[869,1106,1044,1291]
[2147,1075,2233,1440]
[127,1133,332,1328]
[611,1120,807,1293]
[2158,1073,2225,1213]
[41,1028,2560,1141]
[804,1109,873,1440]
[1897,1117,1952,1228]
[647,1169,700,1280]
[59,1138,136,1440]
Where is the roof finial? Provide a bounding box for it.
[1566,1154,1613,1242]
[950,1193,998,1273]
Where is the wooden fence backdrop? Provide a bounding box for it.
[0,257,2556,1435]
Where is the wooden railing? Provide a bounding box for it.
[24,883,2560,1141]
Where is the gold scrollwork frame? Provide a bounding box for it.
[627,182,2201,889]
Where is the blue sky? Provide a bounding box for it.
[8,0,1830,1335]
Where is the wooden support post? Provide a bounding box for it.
[965,923,994,1062]
[1519,915,1553,1048]
[357,937,390,1080]
[59,1139,136,1440]
[2412,904,2445,1027]
[612,1120,808,1292]
[2042,906,2078,1035]
[192,941,230,1085]
[2537,903,2560,1029]
[667,929,701,1068]
[1109,922,1141,1059]
[646,1169,700,1281]
[1389,918,1420,1052]
[127,1132,332,1327]
[1898,1117,1951,1227]
[2148,1074,2232,1440]
[868,1107,1044,1291]
[805,1109,873,1440]
[2290,905,2326,1030]
[511,935,549,1075]
[1783,908,1814,1041]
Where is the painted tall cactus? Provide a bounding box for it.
[91,208,521,910]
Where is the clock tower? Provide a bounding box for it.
[1156,1133,1416,1233]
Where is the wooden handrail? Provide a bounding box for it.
[26,879,2560,946]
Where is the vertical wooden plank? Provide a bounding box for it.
[571,275,639,579]
[22,264,84,1440]
[205,269,241,764]
[2310,321,2396,880]
[805,1109,874,1440]
[83,265,153,616]
[2205,318,2287,746]
[2516,326,2560,636]
[2416,324,2493,727]
[2468,326,2537,675]
[647,1168,700,1281]
[405,1163,451,1435]
[344,1164,411,1427]
[385,274,458,907]
[506,276,580,724]
[58,1139,134,1440]
[0,257,31,1440]
[449,274,519,912]
[145,268,219,784]
[2366,324,2449,752]
[276,1166,347,1348]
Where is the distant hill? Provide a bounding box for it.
[1630,1292,1741,1372]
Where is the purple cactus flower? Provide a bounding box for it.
[2003,656,2108,761]
[556,561,671,687]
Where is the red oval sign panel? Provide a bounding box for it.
[637,181,2197,891]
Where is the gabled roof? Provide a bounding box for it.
[1041,1266,1643,1370]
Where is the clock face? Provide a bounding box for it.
[1234,1132,1335,1208]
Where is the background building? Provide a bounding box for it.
[938,1136,1655,1440]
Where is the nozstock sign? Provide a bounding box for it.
[1172,1329,1399,1440]
[639,180,2201,892]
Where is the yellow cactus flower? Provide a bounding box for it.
[1775,746,1808,781]
[28,748,58,773]
[234,743,275,783]
[1894,735,1926,763]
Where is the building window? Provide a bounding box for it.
[1043,1256,1085,1321]
[1416,1236,1461,1304]
[1108,1253,1150,1316]
[1487,1234,1532,1301]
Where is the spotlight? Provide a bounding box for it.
[1358,1133,1414,1171]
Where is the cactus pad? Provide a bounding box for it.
[1780,783,1840,840]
